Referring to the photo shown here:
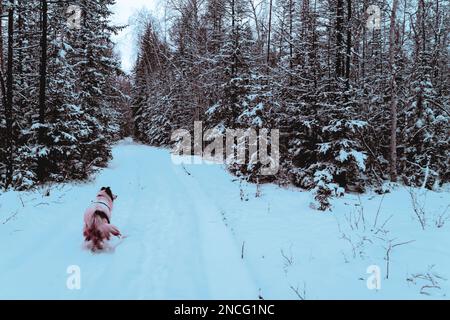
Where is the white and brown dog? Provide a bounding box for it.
[83,187,121,251]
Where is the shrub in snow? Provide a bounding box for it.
[311,169,345,211]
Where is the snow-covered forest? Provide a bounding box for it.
[0,0,448,207]
[132,0,449,209]
[0,0,131,191]
[0,0,449,300]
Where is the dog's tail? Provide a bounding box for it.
[84,211,121,251]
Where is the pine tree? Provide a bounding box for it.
[129,0,450,209]
[0,0,127,189]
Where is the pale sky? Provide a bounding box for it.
[111,0,158,73]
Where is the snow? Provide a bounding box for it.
[318,143,332,154]
[337,149,368,171]
[0,139,449,299]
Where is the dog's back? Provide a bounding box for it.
[84,211,120,251]
[83,188,121,251]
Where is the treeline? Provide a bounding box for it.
[133,0,449,208]
[0,0,129,190]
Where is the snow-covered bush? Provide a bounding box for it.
[311,168,345,211]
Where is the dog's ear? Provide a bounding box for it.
[113,194,118,200]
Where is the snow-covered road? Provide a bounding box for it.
[0,139,256,299]
[1,139,449,299]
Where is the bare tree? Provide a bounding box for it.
[335,0,345,78]
[288,0,294,69]
[267,0,273,71]
[385,239,415,279]
[345,0,352,88]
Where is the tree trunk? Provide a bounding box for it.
[38,0,48,180]
[267,0,273,72]
[231,0,236,76]
[5,0,14,189]
[361,0,368,83]
[249,0,261,51]
[289,0,294,70]
[335,0,344,78]
[39,0,48,136]
[389,0,399,182]
[345,0,352,88]
[310,0,318,90]
[433,0,440,82]
[0,1,4,72]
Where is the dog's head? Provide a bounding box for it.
[101,187,117,201]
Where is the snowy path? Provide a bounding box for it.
[1,139,449,299]
[0,140,256,299]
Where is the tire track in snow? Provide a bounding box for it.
[172,161,258,299]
